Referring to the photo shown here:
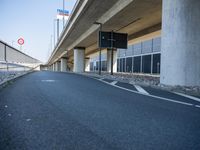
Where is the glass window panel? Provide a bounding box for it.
[126,45,133,56]
[120,58,123,72]
[126,57,132,73]
[133,56,141,73]
[153,37,161,52]
[117,59,120,72]
[153,53,161,74]
[122,58,126,72]
[142,55,151,73]
[142,40,152,54]
[133,43,142,55]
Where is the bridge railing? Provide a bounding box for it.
[0,40,41,83]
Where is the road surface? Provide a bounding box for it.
[0,71,200,150]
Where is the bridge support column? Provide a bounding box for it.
[53,63,55,71]
[107,49,117,73]
[55,62,59,71]
[61,58,67,72]
[85,58,90,72]
[73,47,85,73]
[161,0,200,86]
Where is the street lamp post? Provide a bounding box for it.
[94,22,102,75]
[63,0,65,29]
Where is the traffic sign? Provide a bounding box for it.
[99,31,128,49]
[18,38,24,45]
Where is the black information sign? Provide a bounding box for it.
[99,31,128,49]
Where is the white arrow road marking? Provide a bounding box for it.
[134,85,149,95]
[110,81,118,85]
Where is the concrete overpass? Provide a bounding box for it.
[47,0,200,87]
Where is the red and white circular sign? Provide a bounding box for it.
[18,38,24,45]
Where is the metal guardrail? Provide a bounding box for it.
[0,62,32,72]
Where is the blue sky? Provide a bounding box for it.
[0,0,76,62]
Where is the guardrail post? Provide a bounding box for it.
[4,44,8,72]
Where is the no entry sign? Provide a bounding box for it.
[18,38,24,45]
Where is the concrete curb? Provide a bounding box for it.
[0,70,35,90]
[77,72,200,98]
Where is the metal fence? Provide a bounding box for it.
[0,40,41,83]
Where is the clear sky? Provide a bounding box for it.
[0,0,76,63]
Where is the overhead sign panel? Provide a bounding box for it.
[99,31,128,49]
[57,9,70,20]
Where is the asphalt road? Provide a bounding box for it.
[0,71,200,150]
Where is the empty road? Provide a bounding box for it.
[0,71,200,150]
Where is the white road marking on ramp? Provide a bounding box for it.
[110,81,118,85]
[26,119,31,122]
[174,92,200,103]
[134,85,149,95]
[195,105,200,108]
[98,78,105,81]
[93,78,194,107]
[41,80,55,82]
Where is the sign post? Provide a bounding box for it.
[18,38,24,51]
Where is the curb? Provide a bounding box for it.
[77,72,200,98]
[0,70,35,90]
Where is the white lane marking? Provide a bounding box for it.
[174,92,200,103]
[8,114,12,117]
[95,78,194,107]
[110,81,118,85]
[5,105,8,108]
[134,85,149,95]
[41,80,55,82]
[98,78,105,81]
[195,105,200,108]
[26,119,31,122]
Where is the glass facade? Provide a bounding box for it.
[117,36,161,74]
[89,36,161,74]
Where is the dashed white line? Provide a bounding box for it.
[174,92,200,103]
[110,81,118,85]
[41,80,55,82]
[134,85,149,95]
[5,105,8,108]
[26,119,31,122]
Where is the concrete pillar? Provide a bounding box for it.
[53,63,55,71]
[55,62,59,71]
[161,0,200,86]
[61,58,67,72]
[107,49,117,73]
[73,47,85,73]
[85,58,90,72]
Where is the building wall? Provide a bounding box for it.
[89,36,161,74]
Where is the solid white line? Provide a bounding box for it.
[98,78,104,81]
[174,92,200,103]
[110,81,118,85]
[195,105,200,108]
[134,85,149,95]
[96,79,193,107]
